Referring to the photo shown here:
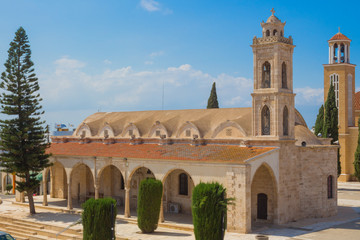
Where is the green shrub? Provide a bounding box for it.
[5,184,12,194]
[82,198,117,240]
[137,178,163,233]
[192,182,232,240]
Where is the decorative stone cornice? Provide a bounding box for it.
[253,35,293,45]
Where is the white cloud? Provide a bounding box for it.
[140,0,160,12]
[145,61,154,65]
[294,87,324,105]
[139,0,172,14]
[104,59,112,65]
[39,58,254,127]
[149,51,164,58]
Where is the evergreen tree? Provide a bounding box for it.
[354,119,360,181]
[207,82,219,109]
[323,82,338,144]
[0,27,51,214]
[314,104,324,137]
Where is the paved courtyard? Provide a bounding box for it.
[0,182,359,240]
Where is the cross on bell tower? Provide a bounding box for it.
[251,10,296,139]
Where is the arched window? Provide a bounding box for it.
[266,30,270,37]
[327,175,333,199]
[330,74,339,108]
[262,62,271,88]
[261,105,270,135]
[273,29,277,36]
[179,173,188,195]
[348,74,354,126]
[283,106,288,136]
[282,62,287,89]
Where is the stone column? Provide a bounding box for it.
[159,197,164,223]
[42,171,48,206]
[345,44,348,63]
[67,181,72,210]
[50,173,55,198]
[124,187,130,217]
[329,46,331,63]
[348,45,351,63]
[95,183,99,199]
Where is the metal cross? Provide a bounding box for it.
[271,8,275,15]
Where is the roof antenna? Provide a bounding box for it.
[338,27,340,33]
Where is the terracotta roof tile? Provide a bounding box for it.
[329,32,350,41]
[354,92,360,110]
[48,142,276,164]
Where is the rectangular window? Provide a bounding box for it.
[156,130,161,136]
[186,129,191,137]
[129,129,133,136]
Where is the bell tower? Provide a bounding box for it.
[324,30,356,182]
[251,9,296,140]
[324,30,355,131]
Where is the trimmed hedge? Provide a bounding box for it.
[82,198,117,240]
[137,178,163,233]
[192,182,230,240]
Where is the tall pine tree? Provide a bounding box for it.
[314,104,324,137]
[207,82,219,109]
[354,118,360,181]
[0,27,51,214]
[323,82,338,144]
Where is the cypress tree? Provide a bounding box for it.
[323,82,338,144]
[137,178,163,233]
[314,104,324,137]
[0,27,51,214]
[354,119,360,181]
[207,82,219,109]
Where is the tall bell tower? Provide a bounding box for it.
[324,30,356,182]
[251,9,296,140]
[324,30,355,131]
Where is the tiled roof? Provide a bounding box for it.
[354,91,360,110]
[329,32,350,41]
[48,142,276,164]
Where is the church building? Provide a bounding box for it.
[13,10,338,233]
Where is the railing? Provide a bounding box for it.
[55,218,82,239]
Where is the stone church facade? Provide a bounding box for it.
[12,11,338,233]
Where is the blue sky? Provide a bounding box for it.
[0,0,359,131]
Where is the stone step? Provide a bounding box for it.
[0,226,30,240]
[12,220,45,229]
[5,226,37,236]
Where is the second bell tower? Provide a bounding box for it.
[251,9,296,140]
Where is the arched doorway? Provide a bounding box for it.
[162,169,194,224]
[70,163,94,205]
[251,164,277,227]
[51,161,67,199]
[98,165,125,206]
[129,167,155,211]
[2,174,12,193]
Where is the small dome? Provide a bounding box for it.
[329,32,351,41]
[266,14,281,23]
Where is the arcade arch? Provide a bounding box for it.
[251,164,277,227]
